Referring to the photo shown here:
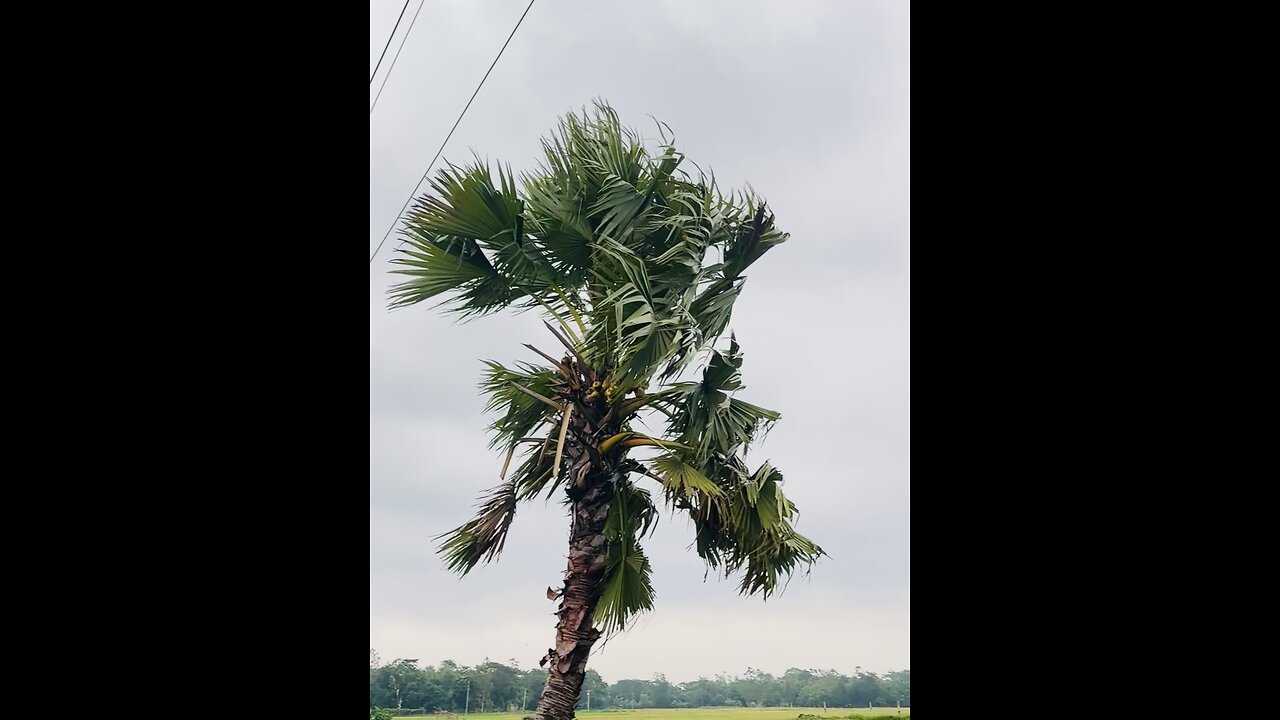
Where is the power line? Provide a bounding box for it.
[369,0,428,115]
[369,0,537,264]
[370,0,412,85]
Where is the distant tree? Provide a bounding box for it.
[735,667,778,707]
[368,659,910,712]
[651,674,674,708]
[682,678,726,707]
[881,670,910,706]
[781,668,815,706]
[848,671,881,707]
[476,659,521,711]
[577,669,611,709]
[520,668,549,710]
[412,660,467,712]
[371,659,426,710]
[611,678,650,708]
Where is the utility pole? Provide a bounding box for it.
[465,679,471,715]
[587,690,591,711]
[523,688,528,711]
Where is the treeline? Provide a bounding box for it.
[369,655,910,712]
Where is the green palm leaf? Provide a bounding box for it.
[595,480,657,637]
[479,361,560,451]
[652,453,723,503]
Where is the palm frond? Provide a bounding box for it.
[688,277,744,347]
[595,480,658,636]
[651,452,723,505]
[414,158,521,243]
[590,173,657,243]
[387,234,497,310]
[436,481,518,575]
[509,440,558,500]
[736,526,824,598]
[389,158,564,316]
[655,339,779,463]
[479,361,561,451]
[551,403,573,486]
[520,176,592,280]
[721,202,789,280]
[580,239,690,385]
[682,458,825,599]
[388,187,522,315]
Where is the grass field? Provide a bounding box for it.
[577,709,909,720]
[388,708,910,720]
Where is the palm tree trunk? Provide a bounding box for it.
[534,429,614,720]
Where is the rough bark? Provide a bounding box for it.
[534,396,617,720]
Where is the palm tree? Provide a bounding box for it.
[386,100,824,720]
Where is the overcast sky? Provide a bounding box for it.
[370,0,909,684]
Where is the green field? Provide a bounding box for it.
[390,709,910,720]
[578,710,909,720]
[580,710,910,720]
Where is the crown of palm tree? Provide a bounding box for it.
[389,100,823,638]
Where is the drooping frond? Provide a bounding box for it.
[435,481,518,575]
[652,337,780,464]
[508,438,559,501]
[595,480,658,637]
[721,201,789,282]
[683,457,825,598]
